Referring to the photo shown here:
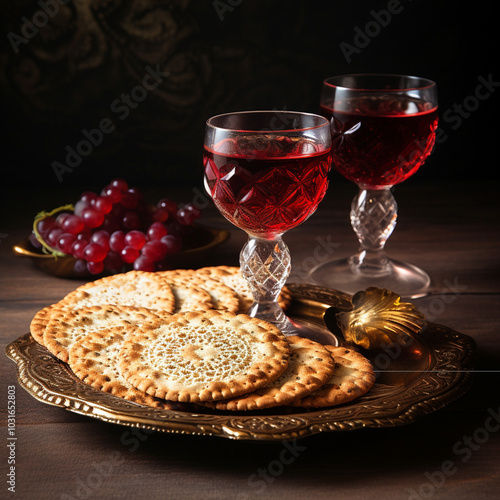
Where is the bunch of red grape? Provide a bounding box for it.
[30,178,201,276]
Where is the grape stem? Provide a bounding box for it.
[32,204,74,258]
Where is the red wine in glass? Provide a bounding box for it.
[204,136,331,238]
[309,74,439,298]
[320,95,438,189]
[204,110,332,337]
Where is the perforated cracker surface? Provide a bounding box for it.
[58,270,176,312]
[158,269,240,313]
[43,304,164,362]
[30,304,56,345]
[120,310,290,403]
[203,335,336,411]
[291,346,376,408]
[68,329,176,409]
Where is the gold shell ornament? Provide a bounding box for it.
[336,288,426,349]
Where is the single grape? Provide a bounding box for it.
[74,258,89,276]
[122,211,141,231]
[152,207,169,223]
[128,187,143,201]
[133,255,155,272]
[110,178,128,192]
[87,260,104,275]
[141,240,167,262]
[102,186,122,204]
[147,222,168,240]
[160,234,182,255]
[186,203,202,217]
[157,198,178,214]
[71,239,88,259]
[81,208,105,229]
[124,230,147,250]
[56,212,71,226]
[120,190,139,210]
[176,208,194,226]
[46,228,63,247]
[177,203,201,226]
[121,246,140,264]
[61,214,85,235]
[29,232,43,250]
[37,216,57,236]
[80,191,98,204]
[93,196,113,214]
[91,230,110,251]
[57,233,76,254]
[83,242,108,262]
[74,200,90,217]
[77,229,92,241]
[109,231,126,252]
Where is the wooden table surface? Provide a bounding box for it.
[1,179,499,500]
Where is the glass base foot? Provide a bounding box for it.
[287,317,340,346]
[246,303,339,344]
[308,256,431,299]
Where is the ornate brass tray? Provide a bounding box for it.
[5,284,476,441]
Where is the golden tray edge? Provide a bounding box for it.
[5,284,476,441]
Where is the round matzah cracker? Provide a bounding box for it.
[119,310,290,403]
[291,346,375,408]
[30,304,56,345]
[167,279,213,313]
[195,266,293,313]
[203,335,336,411]
[58,270,176,313]
[158,269,240,313]
[43,304,165,363]
[68,328,177,410]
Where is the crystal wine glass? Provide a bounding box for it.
[309,74,438,298]
[204,111,331,334]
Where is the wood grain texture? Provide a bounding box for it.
[1,181,499,499]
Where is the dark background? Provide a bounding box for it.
[0,0,498,191]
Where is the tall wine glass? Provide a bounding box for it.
[204,111,331,334]
[309,74,438,298]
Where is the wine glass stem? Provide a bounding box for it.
[239,234,294,333]
[350,187,397,277]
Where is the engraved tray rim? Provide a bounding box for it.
[5,284,476,441]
